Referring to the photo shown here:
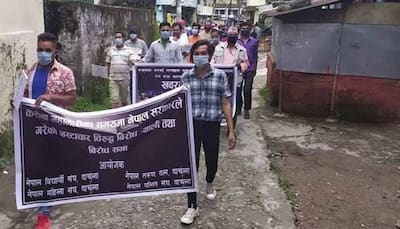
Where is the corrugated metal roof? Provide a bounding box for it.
[261,0,342,17]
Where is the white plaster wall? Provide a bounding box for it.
[0,0,44,130]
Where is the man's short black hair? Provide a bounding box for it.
[190,40,214,60]
[240,21,252,28]
[191,23,201,29]
[115,31,125,36]
[37,32,57,44]
[172,22,183,30]
[159,21,171,29]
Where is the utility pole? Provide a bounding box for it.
[228,0,233,26]
[176,0,182,22]
[211,0,216,22]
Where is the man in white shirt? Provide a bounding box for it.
[124,26,148,58]
[171,22,189,46]
[106,31,138,108]
[212,26,250,117]
[171,22,190,60]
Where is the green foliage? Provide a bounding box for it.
[0,130,14,169]
[83,77,109,103]
[278,177,296,204]
[153,23,160,41]
[258,87,270,104]
[70,96,111,112]
[70,76,111,112]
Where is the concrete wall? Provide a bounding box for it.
[272,3,400,79]
[0,0,44,131]
[44,0,154,93]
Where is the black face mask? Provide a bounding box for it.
[227,35,238,45]
[241,29,251,37]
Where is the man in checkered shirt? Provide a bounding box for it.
[180,39,236,225]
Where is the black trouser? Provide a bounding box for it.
[237,71,256,111]
[187,120,221,208]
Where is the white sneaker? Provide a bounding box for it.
[180,207,199,225]
[206,182,217,200]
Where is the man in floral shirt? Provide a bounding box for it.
[25,32,77,229]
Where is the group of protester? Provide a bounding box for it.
[107,20,259,119]
[24,19,259,229]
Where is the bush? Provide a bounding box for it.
[70,76,111,112]
[0,130,14,169]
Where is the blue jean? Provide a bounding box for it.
[38,206,52,216]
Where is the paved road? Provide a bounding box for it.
[0,53,295,229]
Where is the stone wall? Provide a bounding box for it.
[44,0,155,93]
[0,0,44,131]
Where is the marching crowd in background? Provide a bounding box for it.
[26,19,260,229]
[107,20,259,119]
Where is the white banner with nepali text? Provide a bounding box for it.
[13,86,197,209]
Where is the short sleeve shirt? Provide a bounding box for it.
[181,67,231,122]
[26,60,77,106]
[124,38,148,57]
[106,46,135,80]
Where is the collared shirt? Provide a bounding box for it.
[170,33,189,46]
[26,60,77,105]
[188,35,201,44]
[212,42,248,67]
[211,42,249,85]
[106,46,137,80]
[238,36,258,72]
[144,39,183,63]
[124,38,148,57]
[181,67,231,122]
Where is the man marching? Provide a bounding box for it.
[180,40,236,225]
[25,32,77,229]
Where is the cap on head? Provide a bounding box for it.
[129,26,138,34]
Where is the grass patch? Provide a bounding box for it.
[0,130,14,169]
[269,161,281,173]
[70,97,111,112]
[258,87,270,104]
[71,77,111,112]
[278,177,296,204]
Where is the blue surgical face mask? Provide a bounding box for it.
[193,55,209,67]
[37,51,54,66]
[114,38,123,46]
[160,31,170,40]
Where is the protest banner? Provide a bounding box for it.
[131,63,238,116]
[13,86,197,209]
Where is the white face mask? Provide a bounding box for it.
[130,33,137,40]
[114,38,123,46]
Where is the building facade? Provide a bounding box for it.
[156,0,197,24]
[266,1,400,122]
[0,0,44,130]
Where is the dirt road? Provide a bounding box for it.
[255,63,400,228]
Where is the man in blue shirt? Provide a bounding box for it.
[25,32,77,229]
[180,40,236,225]
[238,21,259,119]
